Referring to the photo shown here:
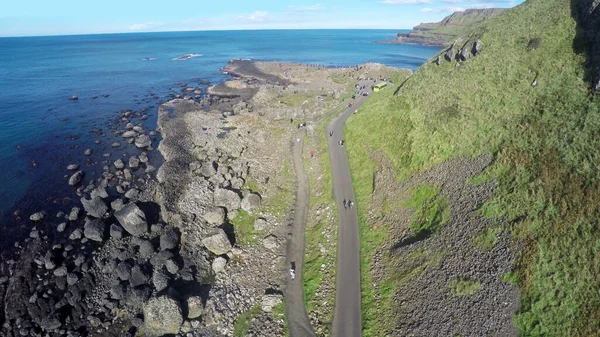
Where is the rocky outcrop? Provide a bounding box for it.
[394,8,507,46]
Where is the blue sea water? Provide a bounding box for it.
[0,29,440,243]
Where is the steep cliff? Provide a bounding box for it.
[396,8,506,46]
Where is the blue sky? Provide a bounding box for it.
[0,0,524,37]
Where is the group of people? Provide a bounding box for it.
[343,199,354,210]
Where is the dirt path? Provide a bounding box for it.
[285,128,317,337]
[328,80,374,337]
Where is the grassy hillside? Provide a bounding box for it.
[397,8,506,46]
[347,0,600,335]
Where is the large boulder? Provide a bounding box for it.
[241,193,261,213]
[472,39,483,56]
[122,131,137,138]
[80,197,108,218]
[68,170,84,186]
[198,162,217,178]
[444,44,455,62]
[83,218,107,242]
[143,296,183,336]
[202,207,226,226]
[114,203,148,237]
[213,188,241,217]
[201,229,232,255]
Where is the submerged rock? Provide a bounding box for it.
[30,212,45,222]
[135,135,152,149]
[69,170,84,186]
[67,164,80,171]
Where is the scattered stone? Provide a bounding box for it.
[122,131,137,138]
[165,259,180,274]
[187,296,204,319]
[69,228,83,240]
[53,266,68,277]
[91,186,109,199]
[125,188,140,200]
[81,196,108,218]
[111,198,125,211]
[67,164,80,170]
[241,193,261,213]
[152,268,170,292]
[114,203,148,236]
[254,218,267,231]
[213,188,241,217]
[68,95,78,101]
[143,296,183,336]
[29,212,44,222]
[212,256,227,273]
[263,235,278,251]
[110,224,124,239]
[145,165,156,174]
[135,135,152,149]
[66,273,79,286]
[160,228,179,250]
[138,240,155,258]
[202,229,232,255]
[111,142,121,148]
[68,207,81,221]
[84,149,92,156]
[57,222,67,232]
[203,207,226,226]
[129,156,140,168]
[110,284,125,300]
[114,159,125,169]
[116,261,133,281]
[126,123,134,130]
[69,170,84,186]
[261,294,283,313]
[83,218,107,242]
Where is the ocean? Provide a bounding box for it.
[0,29,440,245]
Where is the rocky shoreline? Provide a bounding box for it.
[1,58,391,336]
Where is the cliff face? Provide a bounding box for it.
[397,8,507,46]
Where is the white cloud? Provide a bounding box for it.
[380,0,434,4]
[421,3,495,12]
[289,4,324,12]
[128,22,163,31]
[238,11,269,22]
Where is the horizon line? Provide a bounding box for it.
[0,27,413,39]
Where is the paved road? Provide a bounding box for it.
[285,128,317,337]
[329,80,374,337]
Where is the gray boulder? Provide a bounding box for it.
[111,198,125,212]
[152,268,170,292]
[130,265,150,287]
[116,261,133,281]
[444,45,455,62]
[122,131,137,138]
[138,240,155,258]
[90,186,108,199]
[135,135,152,148]
[198,162,217,177]
[202,207,225,226]
[213,188,241,217]
[114,203,148,237]
[143,296,183,336]
[67,164,79,171]
[241,193,261,213]
[68,170,84,186]
[81,196,107,218]
[68,207,80,221]
[129,156,140,169]
[254,218,267,231]
[212,256,227,273]
[187,296,204,319]
[110,224,124,239]
[114,159,125,169]
[201,229,232,255]
[30,212,45,222]
[83,219,107,242]
[125,188,140,200]
[472,39,483,55]
[160,228,179,250]
[57,222,67,232]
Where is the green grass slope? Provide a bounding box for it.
[346,0,600,335]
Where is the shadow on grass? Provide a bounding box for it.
[570,0,600,89]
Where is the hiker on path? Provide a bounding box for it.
[343,199,348,210]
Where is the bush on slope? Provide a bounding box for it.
[346,0,600,335]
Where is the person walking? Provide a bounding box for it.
[329,130,333,137]
[343,199,348,210]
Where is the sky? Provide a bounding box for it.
[0,0,525,37]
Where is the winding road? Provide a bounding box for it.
[285,80,375,337]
